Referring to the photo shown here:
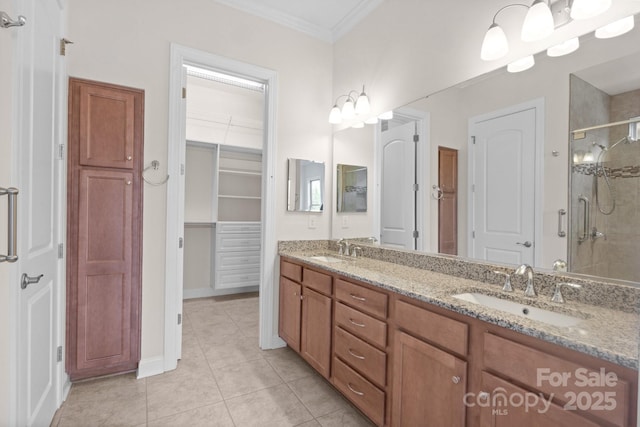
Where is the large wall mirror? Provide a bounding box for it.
[287,158,325,212]
[336,164,368,213]
[332,16,640,286]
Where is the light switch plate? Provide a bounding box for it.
[342,216,349,228]
[308,216,317,229]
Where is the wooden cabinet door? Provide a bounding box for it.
[392,331,467,427]
[301,286,332,378]
[438,146,458,255]
[75,169,135,372]
[75,80,139,169]
[479,372,602,427]
[278,277,302,352]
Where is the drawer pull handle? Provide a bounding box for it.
[350,294,366,302]
[452,376,461,384]
[348,349,365,360]
[347,383,364,396]
[348,318,366,328]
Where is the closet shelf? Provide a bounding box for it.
[218,168,261,176]
[218,195,261,200]
[184,221,216,228]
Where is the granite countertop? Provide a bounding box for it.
[279,249,640,370]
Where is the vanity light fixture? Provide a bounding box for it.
[352,122,365,129]
[595,15,634,39]
[378,111,394,120]
[570,0,611,20]
[328,85,371,124]
[547,37,580,57]
[507,55,535,72]
[521,0,554,42]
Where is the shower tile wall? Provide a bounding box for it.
[570,76,640,282]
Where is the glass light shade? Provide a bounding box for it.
[521,0,555,42]
[328,105,342,124]
[582,150,595,163]
[570,0,611,20]
[352,122,365,129]
[481,23,509,61]
[595,16,634,39]
[364,116,379,124]
[355,93,371,115]
[547,37,580,57]
[341,99,355,120]
[507,55,535,73]
[378,111,394,120]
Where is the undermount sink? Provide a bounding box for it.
[452,292,584,327]
[309,255,344,263]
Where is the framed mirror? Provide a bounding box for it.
[337,164,367,213]
[287,158,325,212]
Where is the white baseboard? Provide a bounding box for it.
[137,356,165,379]
[263,335,286,350]
[183,286,259,300]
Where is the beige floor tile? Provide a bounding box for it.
[148,401,234,427]
[202,334,263,369]
[225,384,313,427]
[213,358,283,399]
[57,393,147,427]
[65,373,146,403]
[264,347,315,382]
[288,375,351,417]
[316,408,375,427]
[296,420,322,427]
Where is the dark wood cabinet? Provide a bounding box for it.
[278,276,302,352]
[66,78,143,381]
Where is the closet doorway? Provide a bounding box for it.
[164,45,278,375]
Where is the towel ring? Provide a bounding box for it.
[142,160,170,186]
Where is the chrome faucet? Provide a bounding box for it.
[551,282,582,304]
[514,264,536,297]
[351,245,362,258]
[337,239,349,256]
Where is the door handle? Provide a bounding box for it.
[0,187,19,263]
[21,273,43,290]
[516,241,532,248]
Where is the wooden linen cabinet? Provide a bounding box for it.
[66,78,144,380]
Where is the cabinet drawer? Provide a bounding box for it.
[336,278,388,319]
[395,300,468,356]
[215,269,260,289]
[334,326,386,387]
[217,222,261,233]
[483,333,630,427]
[217,251,260,270]
[302,268,332,295]
[332,357,385,426]
[335,302,387,349]
[281,260,302,282]
[216,233,261,252]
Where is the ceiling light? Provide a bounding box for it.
[547,37,580,57]
[507,55,535,73]
[595,16,634,39]
[481,23,509,60]
[521,0,554,42]
[328,86,374,125]
[328,105,342,124]
[570,0,611,20]
[341,99,355,120]
[378,111,393,120]
[354,86,371,115]
[364,116,379,125]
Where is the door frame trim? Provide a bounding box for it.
[162,44,280,375]
[467,98,545,267]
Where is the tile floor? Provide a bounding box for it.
[51,293,374,427]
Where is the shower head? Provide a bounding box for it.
[592,142,608,151]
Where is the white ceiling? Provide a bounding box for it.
[213,0,384,43]
[574,49,640,95]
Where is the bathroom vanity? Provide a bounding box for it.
[278,241,639,427]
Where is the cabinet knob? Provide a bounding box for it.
[127,155,132,161]
[452,376,461,384]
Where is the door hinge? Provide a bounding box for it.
[56,346,62,362]
[471,136,476,145]
[59,38,73,56]
[182,87,187,99]
[177,313,182,325]
[180,164,185,175]
[179,237,184,249]
[57,243,64,259]
[58,144,64,159]
[413,183,419,192]
[472,231,476,239]
[413,230,419,239]
[413,134,419,143]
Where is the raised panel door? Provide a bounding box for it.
[278,277,302,352]
[301,286,332,378]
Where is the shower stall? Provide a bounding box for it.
[569,75,640,282]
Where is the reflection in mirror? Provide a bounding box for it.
[287,159,325,212]
[336,164,367,213]
[569,57,640,283]
[332,19,640,285]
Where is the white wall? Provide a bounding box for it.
[67,0,333,366]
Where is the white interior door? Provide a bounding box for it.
[470,107,536,265]
[380,121,416,249]
[15,0,63,425]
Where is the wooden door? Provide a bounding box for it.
[438,147,458,255]
[278,277,302,352]
[300,286,332,378]
[392,331,467,427]
[67,78,143,380]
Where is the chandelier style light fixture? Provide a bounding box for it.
[480,0,634,72]
[328,86,371,125]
